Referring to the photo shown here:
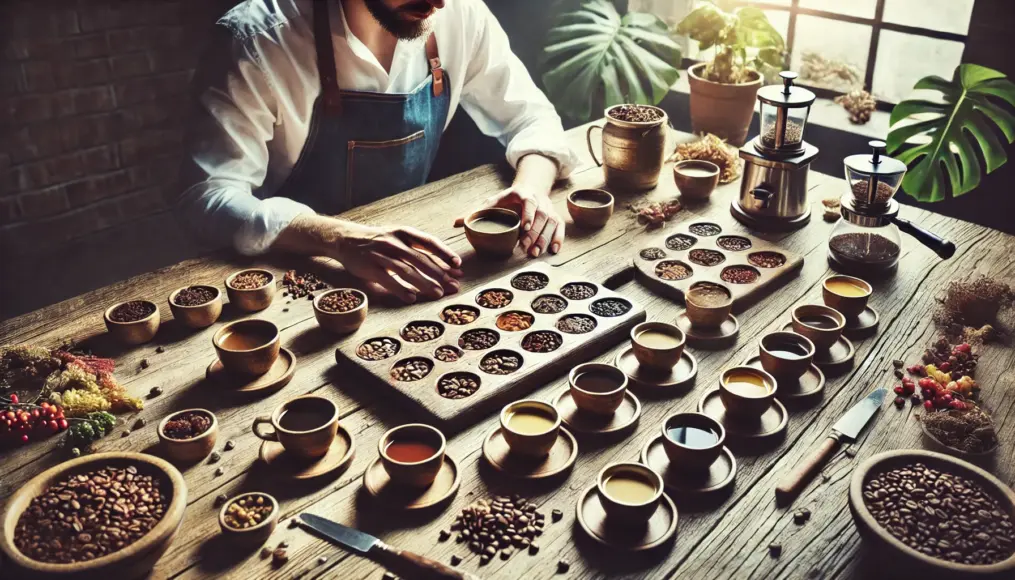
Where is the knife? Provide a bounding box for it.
[300,513,479,580]
[775,387,886,503]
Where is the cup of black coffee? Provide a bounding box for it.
[759,331,815,380]
[252,395,338,459]
[660,412,725,470]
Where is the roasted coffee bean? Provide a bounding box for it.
[522,330,563,353]
[477,289,513,309]
[401,321,444,342]
[531,294,567,314]
[665,233,696,251]
[768,542,782,557]
[655,260,693,281]
[441,306,479,325]
[459,329,499,350]
[716,235,752,252]
[109,300,156,323]
[173,285,218,306]
[748,251,787,268]
[357,337,400,361]
[688,222,721,236]
[551,508,563,522]
[556,314,597,334]
[317,290,363,313]
[640,247,667,260]
[721,265,761,284]
[447,496,546,563]
[608,104,663,123]
[511,272,549,291]
[589,298,632,317]
[223,494,273,529]
[439,529,451,542]
[281,269,327,298]
[390,358,433,382]
[557,559,571,573]
[450,554,462,565]
[479,351,523,375]
[560,282,597,301]
[438,373,481,400]
[434,345,463,363]
[230,270,271,290]
[496,311,534,332]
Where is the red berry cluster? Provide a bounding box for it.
[892,375,918,408]
[915,375,968,412]
[0,394,69,445]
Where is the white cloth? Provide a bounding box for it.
[178,0,578,255]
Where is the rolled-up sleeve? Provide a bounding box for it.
[458,1,579,179]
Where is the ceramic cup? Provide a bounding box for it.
[378,423,446,488]
[212,318,281,375]
[597,462,664,525]
[168,285,223,329]
[225,269,276,312]
[685,281,733,329]
[568,362,628,416]
[218,492,279,545]
[759,331,815,381]
[500,399,561,457]
[673,159,720,200]
[158,408,218,464]
[791,304,846,351]
[719,366,777,419]
[313,288,369,334]
[103,300,161,345]
[566,189,614,229]
[252,395,338,459]
[464,208,521,259]
[822,275,873,320]
[661,412,725,471]
[631,321,685,371]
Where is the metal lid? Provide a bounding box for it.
[742,139,819,168]
[841,196,899,225]
[844,140,907,177]
[757,71,816,108]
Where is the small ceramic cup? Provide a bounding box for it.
[225,269,276,312]
[759,331,815,381]
[568,362,628,416]
[661,412,725,471]
[168,285,223,329]
[673,159,720,200]
[821,275,873,320]
[313,288,368,334]
[252,395,338,459]
[631,321,685,371]
[464,208,521,259]
[212,318,281,375]
[685,282,733,329]
[719,366,777,419]
[103,300,160,345]
[157,408,218,463]
[378,423,446,488]
[500,399,561,457]
[597,462,664,525]
[567,189,614,229]
[218,492,279,545]
[791,304,846,351]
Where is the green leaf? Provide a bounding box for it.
[734,7,785,50]
[888,64,1015,202]
[675,4,728,47]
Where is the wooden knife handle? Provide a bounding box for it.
[775,435,841,504]
[374,542,480,580]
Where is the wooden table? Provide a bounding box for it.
[2,124,1013,580]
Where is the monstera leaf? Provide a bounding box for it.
[540,0,681,121]
[887,64,1015,202]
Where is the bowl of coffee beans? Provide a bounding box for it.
[218,492,278,545]
[168,285,223,329]
[103,299,161,345]
[1,452,186,578]
[225,269,276,313]
[313,288,368,334]
[849,449,1015,575]
[158,409,218,463]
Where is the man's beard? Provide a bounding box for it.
[363,0,434,40]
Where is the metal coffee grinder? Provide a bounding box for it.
[828,140,956,275]
[732,71,818,231]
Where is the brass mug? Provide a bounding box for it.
[587,104,668,191]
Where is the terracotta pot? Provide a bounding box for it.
[687,63,762,146]
[587,104,668,191]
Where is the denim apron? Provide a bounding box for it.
[280,0,451,214]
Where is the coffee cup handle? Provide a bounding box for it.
[252,416,278,442]
[586,125,603,167]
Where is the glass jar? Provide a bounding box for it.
[828,210,902,273]
[844,140,907,208]
[756,71,815,155]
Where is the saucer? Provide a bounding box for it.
[614,347,697,389]
[552,386,641,435]
[843,306,879,340]
[259,423,354,479]
[675,312,739,350]
[482,427,577,479]
[697,389,788,440]
[576,484,678,551]
[206,347,296,394]
[363,454,460,510]
[782,322,855,375]
[641,436,736,494]
[744,355,824,400]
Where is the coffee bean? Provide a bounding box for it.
[511,272,549,291]
[401,321,443,343]
[317,290,363,313]
[450,555,462,566]
[479,351,523,375]
[531,294,567,314]
[589,298,632,317]
[768,542,782,557]
[446,496,546,563]
[552,508,563,522]
[477,289,513,309]
[556,314,596,334]
[560,282,597,301]
[357,337,400,361]
[441,306,479,325]
[640,247,666,260]
[390,358,433,382]
[557,559,571,572]
[459,328,499,350]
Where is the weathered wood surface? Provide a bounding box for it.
[2,124,1014,580]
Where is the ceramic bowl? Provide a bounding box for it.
[919,419,999,462]
[848,449,1015,577]
[0,452,187,580]
[567,189,614,229]
[103,300,160,345]
[168,285,223,329]
[759,331,815,381]
[464,208,521,259]
[378,423,446,488]
[225,269,276,312]
[218,492,279,546]
[791,304,846,351]
[685,281,733,329]
[822,275,873,319]
[212,319,281,375]
[661,412,725,471]
[500,399,561,457]
[157,408,219,464]
[673,160,720,200]
[313,288,368,334]
[568,362,628,416]
[596,462,664,525]
[630,321,685,371]
[718,366,777,419]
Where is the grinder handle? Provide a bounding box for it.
[892,216,956,259]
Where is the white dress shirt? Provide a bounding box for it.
[178,0,578,255]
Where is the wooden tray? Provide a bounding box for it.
[633,216,803,311]
[335,263,646,429]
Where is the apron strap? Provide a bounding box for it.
[313,0,343,114]
[425,32,444,98]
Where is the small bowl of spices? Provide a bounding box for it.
[157,408,218,463]
[918,406,999,461]
[225,269,275,312]
[104,299,160,345]
[313,288,368,334]
[219,492,279,545]
[168,285,222,329]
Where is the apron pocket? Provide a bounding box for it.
[346,130,428,207]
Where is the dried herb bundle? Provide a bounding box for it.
[919,406,998,454]
[669,134,743,184]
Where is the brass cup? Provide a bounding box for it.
[313,288,369,334]
[103,300,161,345]
[378,423,446,488]
[568,362,628,416]
[500,399,561,457]
[212,319,281,375]
[630,321,685,371]
[719,366,777,420]
[673,160,720,200]
[464,208,521,259]
[685,282,733,329]
[168,286,223,329]
[596,462,664,525]
[158,409,218,464]
[251,395,339,460]
[566,189,614,229]
[821,275,872,320]
[759,331,815,381]
[791,304,846,351]
[225,269,276,312]
[661,412,725,471]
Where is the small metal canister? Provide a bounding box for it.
[732,143,819,230]
[586,105,668,191]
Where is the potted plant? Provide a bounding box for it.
[676,1,785,145]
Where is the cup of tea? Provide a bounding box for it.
[685,282,733,329]
[759,331,815,381]
[500,400,561,457]
[791,305,846,351]
[252,395,338,459]
[378,423,446,488]
[631,322,685,371]
[464,208,521,259]
[821,275,872,319]
[568,363,628,416]
[673,159,720,200]
[212,319,281,375]
[661,412,725,471]
[566,189,614,229]
[596,462,663,525]
[719,366,777,419]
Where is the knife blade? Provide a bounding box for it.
[300,514,479,580]
[775,387,886,503]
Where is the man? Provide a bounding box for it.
[178,0,578,303]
